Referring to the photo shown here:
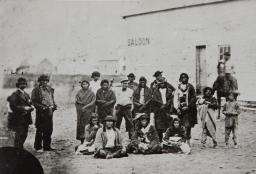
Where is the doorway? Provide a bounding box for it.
[196,45,207,94]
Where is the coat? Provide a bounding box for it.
[31,85,56,128]
[174,83,197,128]
[163,126,186,143]
[133,86,152,113]
[7,90,33,128]
[94,127,127,150]
[151,86,174,130]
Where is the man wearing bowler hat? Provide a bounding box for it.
[31,75,57,152]
[150,71,175,93]
[7,77,34,149]
[127,73,138,91]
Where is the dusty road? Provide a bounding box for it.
[2,87,256,174]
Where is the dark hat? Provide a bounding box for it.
[127,73,135,78]
[133,113,149,121]
[224,52,231,56]
[38,75,49,82]
[139,76,147,82]
[120,79,129,83]
[79,79,89,84]
[173,117,181,123]
[203,87,214,95]
[153,71,163,77]
[100,79,109,86]
[103,115,116,122]
[91,71,101,78]
[16,77,27,87]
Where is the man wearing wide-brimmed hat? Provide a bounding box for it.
[127,73,138,91]
[7,77,34,149]
[94,115,128,159]
[31,74,57,152]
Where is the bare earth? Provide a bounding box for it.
[4,87,256,174]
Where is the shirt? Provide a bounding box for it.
[105,129,116,148]
[116,88,133,106]
[40,86,54,107]
[159,88,167,104]
[90,80,101,94]
[139,88,145,104]
[141,124,151,143]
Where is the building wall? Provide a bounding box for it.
[98,60,119,75]
[123,0,256,101]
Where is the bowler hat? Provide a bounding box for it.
[103,115,116,122]
[127,73,135,78]
[16,77,27,88]
[38,75,49,82]
[153,71,162,77]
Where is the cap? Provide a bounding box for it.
[153,71,163,77]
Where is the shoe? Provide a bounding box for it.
[35,149,43,153]
[106,154,113,159]
[43,147,56,151]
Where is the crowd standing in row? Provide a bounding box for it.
[7,70,240,159]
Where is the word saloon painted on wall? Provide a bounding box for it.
[128,37,150,46]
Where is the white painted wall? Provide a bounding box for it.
[123,0,256,101]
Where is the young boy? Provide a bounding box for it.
[197,87,218,148]
[222,91,240,149]
[162,117,191,154]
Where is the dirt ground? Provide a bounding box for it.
[2,87,256,174]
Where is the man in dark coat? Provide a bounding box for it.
[31,75,57,152]
[96,79,116,123]
[151,79,175,141]
[133,76,152,115]
[150,71,175,93]
[7,78,34,149]
[174,73,197,145]
[127,73,138,91]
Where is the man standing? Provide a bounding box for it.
[32,75,57,152]
[7,78,34,149]
[151,79,174,141]
[174,73,197,145]
[115,79,134,139]
[133,77,152,115]
[90,71,101,94]
[127,73,138,91]
[75,80,96,144]
[94,115,128,159]
[150,71,175,93]
[96,79,116,122]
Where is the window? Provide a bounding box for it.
[219,45,230,60]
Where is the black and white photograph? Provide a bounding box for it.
[0,0,256,174]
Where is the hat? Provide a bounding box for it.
[16,77,27,87]
[79,79,89,84]
[173,117,181,123]
[38,75,49,82]
[229,90,240,95]
[127,73,135,78]
[120,79,129,83]
[91,71,100,78]
[103,115,116,122]
[153,71,163,77]
[133,113,149,121]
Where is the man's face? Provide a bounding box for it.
[156,74,162,81]
[140,119,148,127]
[93,76,100,81]
[174,121,179,128]
[105,121,114,128]
[128,77,134,82]
[101,82,109,90]
[81,82,89,90]
[139,81,146,88]
[205,89,212,98]
[19,84,27,90]
[40,80,48,87]
[228,93,235,101]
[92,118,98,125]
[122,82,128,89]
[180,75,188,84]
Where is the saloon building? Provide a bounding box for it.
[122,0,256,101]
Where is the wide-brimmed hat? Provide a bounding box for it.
[16,77,27,87]
[153,71,162,77]
[127,73,135,78]
[133,113,149,121]
[38,75,50,82]
[103,115,116,122]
